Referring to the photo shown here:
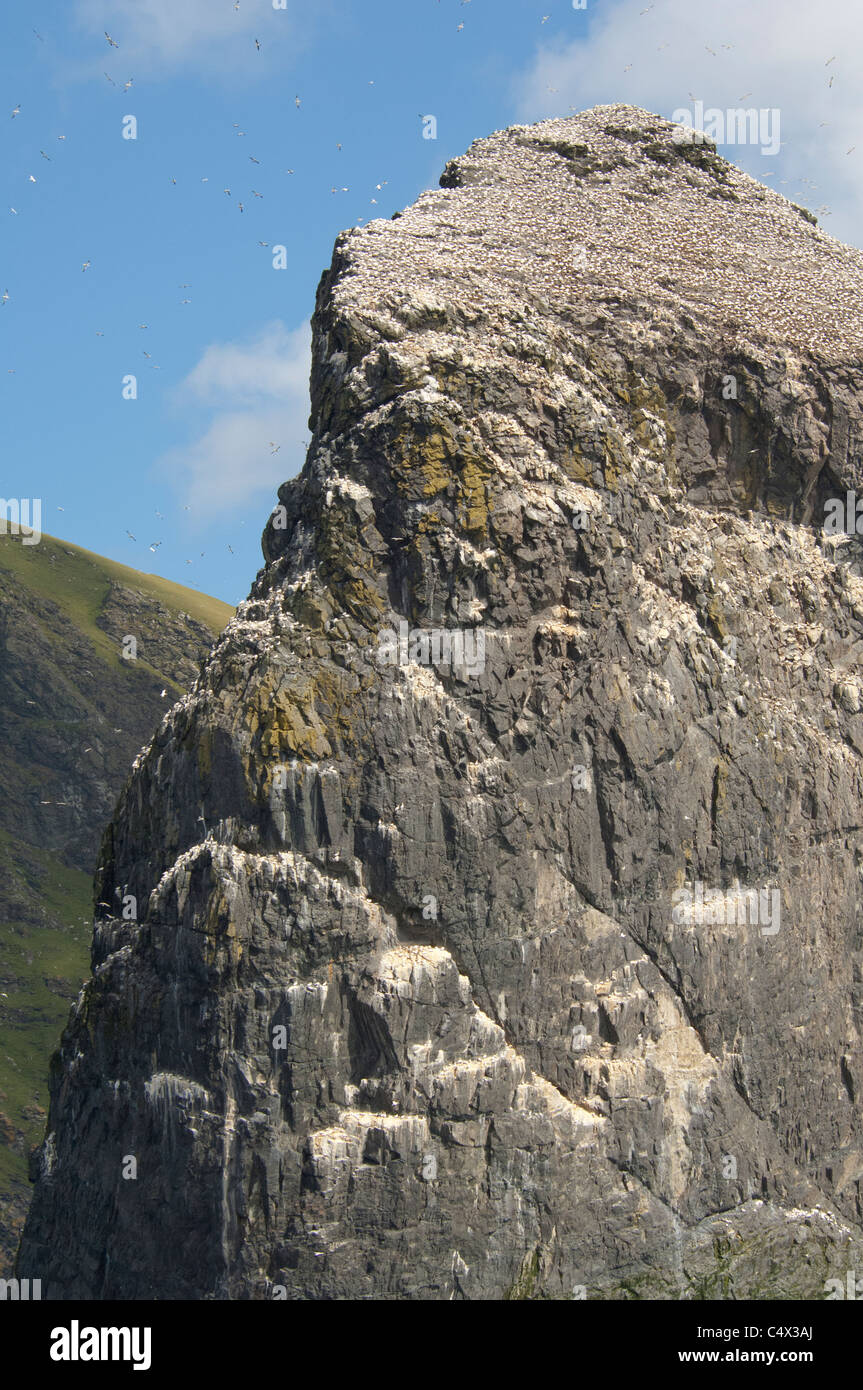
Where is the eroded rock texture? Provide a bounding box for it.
[17,106,863,1299]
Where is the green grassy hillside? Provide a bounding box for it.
[0,531,233,1273]
[0,532,231,673]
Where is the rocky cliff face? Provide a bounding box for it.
[17,105,863,1299]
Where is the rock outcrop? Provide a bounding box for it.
[17,106,863,1299]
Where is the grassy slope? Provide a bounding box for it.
[0,534,234,1270]
[0,532,233,668]
[0,830,92,1202]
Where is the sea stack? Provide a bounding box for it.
[18,105,863,1299]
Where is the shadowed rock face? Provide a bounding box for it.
[17,105,863,1299]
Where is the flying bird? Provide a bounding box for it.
[255,38,261,51]
[105,31,119,47]
[10,105,20,118]
[249,155,260,163]
[81,260,90,271]
[149,541,162,552]
[126,531,136,541]
[295,95,301,108]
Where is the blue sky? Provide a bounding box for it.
[2,0,861,604]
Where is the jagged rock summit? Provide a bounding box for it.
[18,106,863,1299]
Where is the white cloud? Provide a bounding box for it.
[73,0,306,75]
[515,0,863,247]
[182,322,311,404]
[158,320,311,516]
